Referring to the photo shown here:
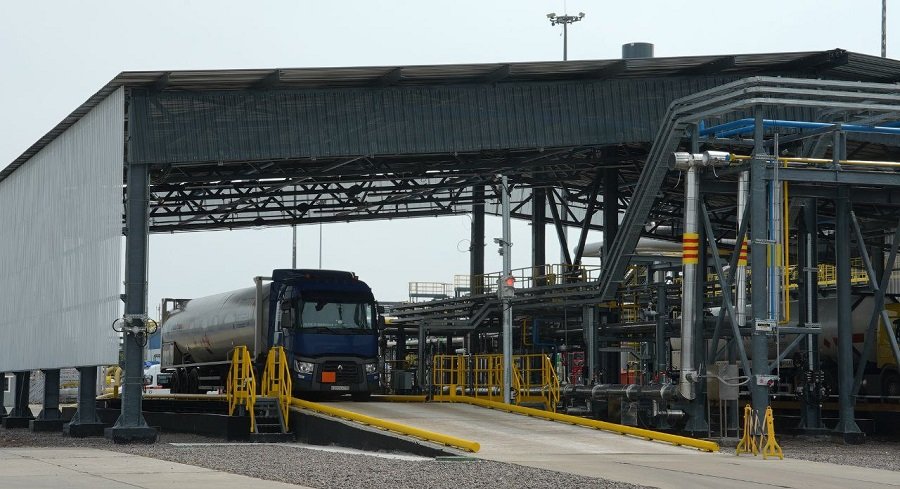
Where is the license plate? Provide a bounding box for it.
[330,385,350,391]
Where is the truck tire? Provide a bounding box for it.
[882,370,900,398]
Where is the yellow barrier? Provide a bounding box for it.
[452,396,719,453]
[290,397,480,453]
[761,407,783,460]
[736,404,759,456]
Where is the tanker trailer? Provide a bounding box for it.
[158,269,381,399]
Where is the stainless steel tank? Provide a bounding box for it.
[161,284,270,364]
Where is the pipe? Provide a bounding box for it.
[730,154,900,169]
[562,383,677,402]
[701,118,900,137]
[679,165,699,400]
[736,172,749,331]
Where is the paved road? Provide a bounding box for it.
[322,400,900,489]
[0,447,309,489]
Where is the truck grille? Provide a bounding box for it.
[321,362,360,384]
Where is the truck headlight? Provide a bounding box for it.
[365,362,377,374]
[294,360,315,374]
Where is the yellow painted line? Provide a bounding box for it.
[290,397,480,453]
[371,394,428,402]
[452,396,719,453]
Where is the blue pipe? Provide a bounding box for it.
[703,118,900,138]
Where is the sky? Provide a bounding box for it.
[1,0,896,313]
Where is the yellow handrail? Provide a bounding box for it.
[455,396,719,453]
[261,346,292,430]
[290,397,480,452]
[226,345,257,432]
[433,354,560,412]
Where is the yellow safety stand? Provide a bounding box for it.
[261,346,292,431]
[760,406,784,460]
[736,403,758,456]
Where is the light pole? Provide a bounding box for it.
[547,12,585,61]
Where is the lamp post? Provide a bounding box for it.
[547,12,585,61]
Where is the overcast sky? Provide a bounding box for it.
[1,1,895,312]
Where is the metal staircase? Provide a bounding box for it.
[226,345,293,440]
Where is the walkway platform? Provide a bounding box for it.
[321,400,900,489]
[0,447,308,489]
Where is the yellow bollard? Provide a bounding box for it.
[736,403,758,456]
[761,406,784,460]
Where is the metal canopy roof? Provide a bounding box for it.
[4,49,899,183]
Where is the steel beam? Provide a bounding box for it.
[106,157,157,443]
[30,369,62,432]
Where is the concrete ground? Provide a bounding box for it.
[321,401,900,489]
[0,447,310,489]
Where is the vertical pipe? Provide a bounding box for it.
[291,225,297,269]
[750,108,769,423]
[501,176,513,404]
[655,269,668,375]
[107,156,156,442]
[471,185,485,294]
[602,168,620,383]
[679,166,700,400]
[834,187,864,443]
[583,306,596,382]
[736,172,749,330]
[798,200,824,431]
[532,187,547,286]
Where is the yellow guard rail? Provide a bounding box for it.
[290,397,480,453]
[454,396,719,453]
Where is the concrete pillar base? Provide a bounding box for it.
[105,425,158,444]
[2,416,35,429]
[29,419,65,432]
[63,422,107,437]
[832,430,866,445]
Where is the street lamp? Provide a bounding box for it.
[547,12,585,61]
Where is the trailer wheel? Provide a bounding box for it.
[187,368,200,394]
[171,369,184,394]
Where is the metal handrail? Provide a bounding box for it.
[262,346,292,430]
[226,345,257,432]
[433,354,559,411]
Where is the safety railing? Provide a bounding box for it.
[433,354,559,412]
[226,345,257,432]
[261,346,292,431]
[408,282,455,302]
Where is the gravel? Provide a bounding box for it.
[0,429,650,489]
[779,437,900,472]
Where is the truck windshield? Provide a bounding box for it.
[297,301,372,330]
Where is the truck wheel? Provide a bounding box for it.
[171,370,184,394]
[882,370,900,398]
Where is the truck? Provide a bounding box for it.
[158,269,381,399]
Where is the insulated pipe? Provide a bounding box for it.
[671,151,731,401]
[679,165,700,400]
[736,172,749,330]
[562,383,677,401]
[729,154,900,169]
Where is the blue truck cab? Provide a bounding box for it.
[269,269,380,398]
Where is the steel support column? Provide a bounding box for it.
[833,187,864,443]
[655,272,668,375]
[106,158,157,443]
[30,369,63,432]
[532,187,547,286]
[471,185,486,294]
[685,196,709,433]
[749,109,769,426]
[601,167,620,384]
[2,371,34,428]
[797,199,825,432]
[64,367,106,437]
[0,372,7,418]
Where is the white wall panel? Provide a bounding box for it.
[0,88,123,371]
